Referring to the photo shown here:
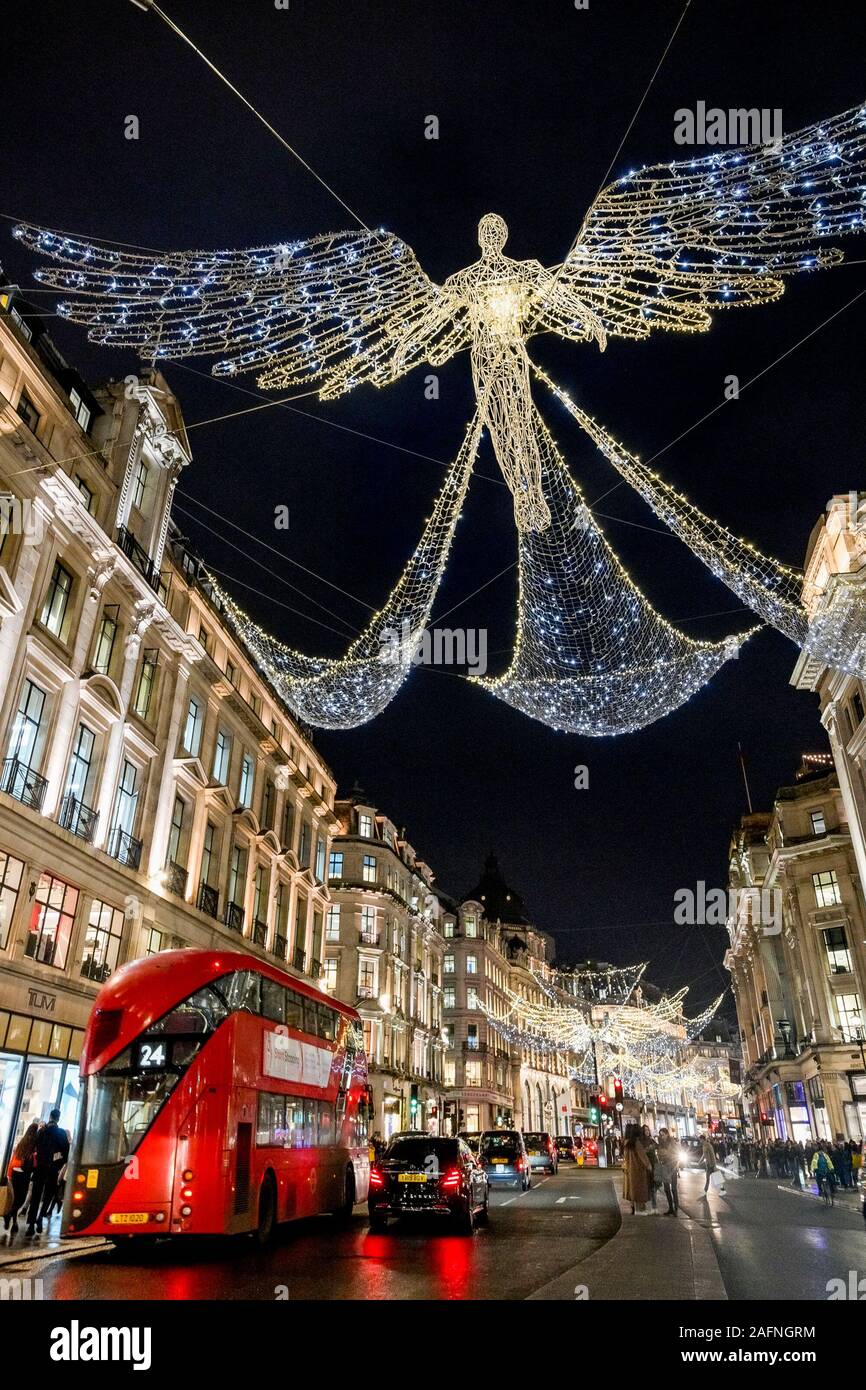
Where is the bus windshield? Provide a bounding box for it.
[80,982,229,1164]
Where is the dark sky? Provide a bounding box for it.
[4,1,865,1015]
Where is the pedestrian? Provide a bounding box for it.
[622,1123,653,1216]
[657,1128,679,1215]
[850,1138,863,1188]
[701,1132,726,1197]
[2,1122,40,1240]
[641,1124,660,1211]
[810,1145,834,1197]
[834,1137,853,1189]
[25,1108,69,1239]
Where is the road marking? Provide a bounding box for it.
[555,1196,582,1204]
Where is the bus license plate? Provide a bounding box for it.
[108,1213,150,1225]
[398,1173,427,1183]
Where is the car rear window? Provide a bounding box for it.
[524,1133,549,1144]
[387,1138,458,1164]
[480,1132,520,1153]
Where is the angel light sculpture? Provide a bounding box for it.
[15,100,866,733]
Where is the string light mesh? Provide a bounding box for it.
[472,405,756,734]
[15,100,866,727]
[203,413,481,728]
[536,365,866,679]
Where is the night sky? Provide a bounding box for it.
[4,1,865,1014]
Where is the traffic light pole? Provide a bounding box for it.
[591,1038,608,1169]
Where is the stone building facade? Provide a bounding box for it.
[725,763,866,1143]
[0,288,338,1172]
[323,790,447,1138]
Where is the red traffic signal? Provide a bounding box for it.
[613,1077,623,1099]
[598,1092,608,1107]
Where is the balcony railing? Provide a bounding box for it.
[310,957,324,979]
[293,946,307,974]
[225,902,245,933]
[197,882,219,919]
[116,524,163,593]
[252,918,268,947]
[273,933,288,961]
[1,758,48,812]
[357,985,377,1000]
[359,930,381,946]
[462,1040,488,1055]
[164,860,188,898]
[57,792,99,843]
[107,826,143,870]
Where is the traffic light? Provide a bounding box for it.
[588,1096,600,1124]
[598,1092,609,1110]
[613,1077,623,1102]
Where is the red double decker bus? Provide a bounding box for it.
[64,948,371,1244]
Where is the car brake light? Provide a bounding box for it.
[440,1166,461,1190]
[516,1157,524,1171]
[369,1166,385,1189]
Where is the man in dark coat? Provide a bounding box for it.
[25,1110,70,1238]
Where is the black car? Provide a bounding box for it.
[479,1129,531,1190]
[458,1131,482,1155]
[368,1135,489,1232]
[555,1135,577,1163]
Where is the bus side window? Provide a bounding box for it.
[284,991,303,1030]
[286,1098,303,1148]
[303,1097,318,1146]
[262,978,286,1023]
[318,1101,335,1146]
[317,1004,336,1041]
[302,999,318,1037]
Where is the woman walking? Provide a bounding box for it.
[622,1123,653,1216]
[657,1128,680,1214]
[2,1121,40,1240]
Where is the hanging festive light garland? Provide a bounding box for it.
[200,413,483,728]
[484,965,728,1100]
[15,99,866,729]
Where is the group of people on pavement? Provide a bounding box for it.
[621,1122,692,1216]
[736,1134,863,1191]
[2,1109,70,1242]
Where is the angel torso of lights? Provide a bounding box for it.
[442,213,605,532]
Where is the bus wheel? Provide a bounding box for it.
[335,1166,355,1221]
[254,1174,277,1248]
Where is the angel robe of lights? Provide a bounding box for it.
[15,100,866,731]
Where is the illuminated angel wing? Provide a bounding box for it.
[12,223,469,398]
[539,100,866,343]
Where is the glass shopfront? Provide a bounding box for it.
[0,1009,84,1179]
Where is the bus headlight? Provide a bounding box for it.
[180,1205,192,1218]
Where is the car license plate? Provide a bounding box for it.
[107,1213,149,1225]
[529,1150,540,1155]
[398,1173,427,1183]
[491,1157,508,1165]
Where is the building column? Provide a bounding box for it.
[146,660,192,878]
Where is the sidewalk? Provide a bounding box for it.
[528,1171,727,1301]
[0,1212,106,1267]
